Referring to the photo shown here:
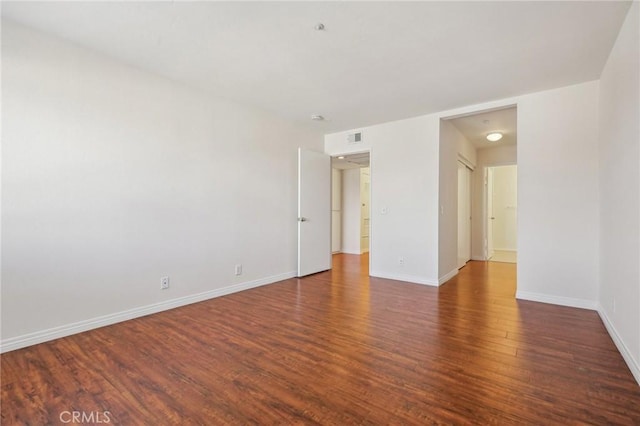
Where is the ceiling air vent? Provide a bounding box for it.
[347,132,362,144]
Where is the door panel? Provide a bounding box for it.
[298,148,331,277]
[491,165,518,252]
[487,167,495,260]
[457,162,471,268]
[360,168,370,253]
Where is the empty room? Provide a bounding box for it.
[2,1,639,424]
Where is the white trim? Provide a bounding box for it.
[457,155,475,171]
[471,255,486,261]
[369,270,439,286]
[439,102,518,121]
[484,160,518,168]
[598,306,640,386]
[0,271,296,354]
[438,268,459,285]
[368,268,458,287]
[341,248,362,255]
[492,291,640,386]
[515,290,598,310]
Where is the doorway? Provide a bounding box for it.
[331,152,371,272]
[487,165,517,263]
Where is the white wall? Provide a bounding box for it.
[516,81,600,308]
[326,115,440,285]
[491,165,517,251]
[597,1,639,383]
[326,81,600,299]
[439,119,476,282]
[341,168,362,254]
[1,22,323,350]
[471,145,517,259]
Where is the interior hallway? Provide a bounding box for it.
[2,255,639,424]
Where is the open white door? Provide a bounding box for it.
[298,148,331,277]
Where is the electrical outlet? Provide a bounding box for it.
[398,257,405,266]
[235,264,242,276]
[160,276,169,290]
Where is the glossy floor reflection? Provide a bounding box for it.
[2,255,639,424]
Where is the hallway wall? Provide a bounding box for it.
[597,0,639,383]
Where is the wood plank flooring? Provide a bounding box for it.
[2,254,639,424]
[489,250,517,264]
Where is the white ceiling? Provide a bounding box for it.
[448,107,517,150]
[1,1,631,133]
[332,152,370,170]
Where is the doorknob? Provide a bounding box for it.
[298,217,308,222]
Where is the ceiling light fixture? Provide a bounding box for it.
[338,156,345,159]
[311,114,325,121]
[486,132,503,142]
[315,23,325,31]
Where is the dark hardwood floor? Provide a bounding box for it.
[2,254,639,424]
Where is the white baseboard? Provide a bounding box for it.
[369,270,439,286]
[0,271,296,354]
[515,290,598,310]
[502,291,639,386]
[438,268,458,285]
[598,306,640,386]
[471,255,486,261]
[341,248,361,255]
